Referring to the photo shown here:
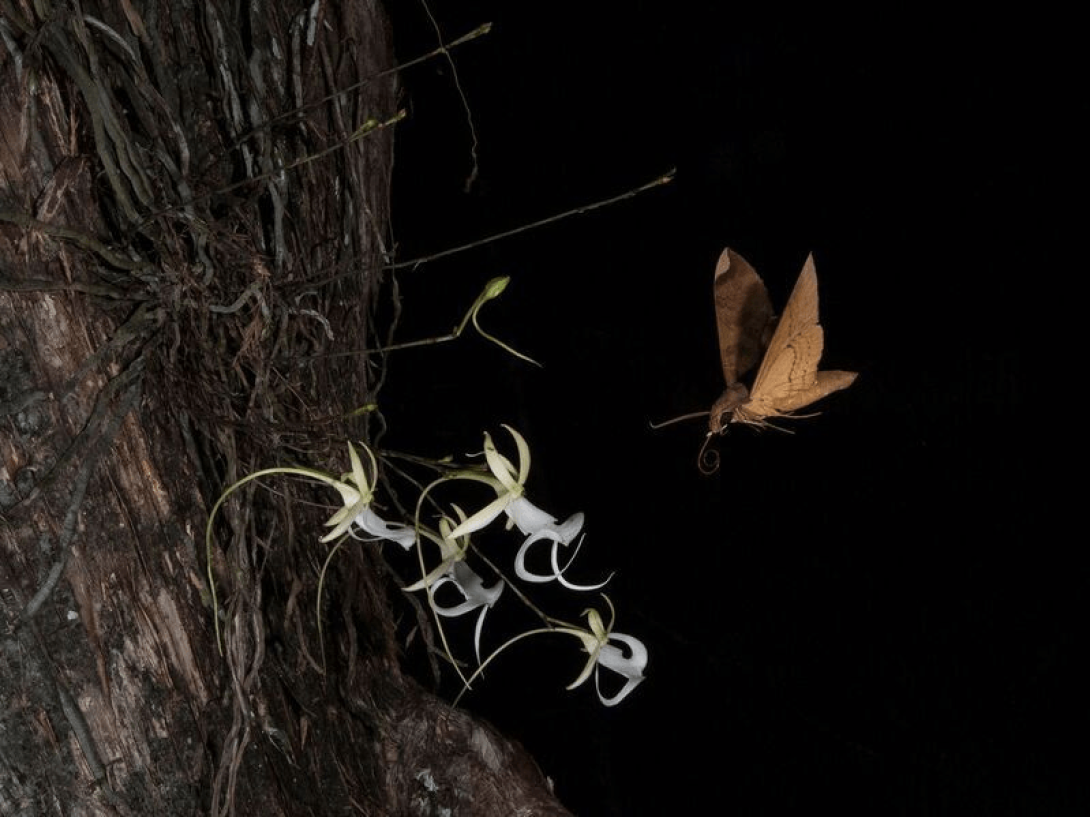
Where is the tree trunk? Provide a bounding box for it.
[1,2,569,814]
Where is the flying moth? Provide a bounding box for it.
[656,248,857,473]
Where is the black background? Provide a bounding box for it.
[377,5,1072,815]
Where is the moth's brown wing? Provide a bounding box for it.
[713,248,774,388]
[742,254,856,420]
[758,370,858,415]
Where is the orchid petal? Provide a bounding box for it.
[515,523,608,589]
[501,424,532,485]
[596,634,648,676]
[347,443,370,496]
[323,496,358,529]
[586,606,609,640]
[594,634,648,706]
[565,633,602,691]
[505,497,561,536]
[402,562,454,593]
[551,512,585,544]
[352,506,416,550]
[513,533,555,584]
[483,433,521,493]
[471,582,504,664]
[328,481,362,509]
[446,493,511,540]
[595,670,645,707]
[404,510,473,592]
[431,564,504,617]
[321,492,367,541]
[551,533,612,592]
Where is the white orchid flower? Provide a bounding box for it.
[565,600,647,707]
[205,440,411,651]
[429,561,505,664]
[321,443,414,549]
[514,520,612,591]
[318,441,373,540]
[444,425,530,538]
[447,425,584,543]
[402,507,504,664]
[456,595,647,707]
[403,507,474,593]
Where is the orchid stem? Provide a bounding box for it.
[385,168,676,274]
[285,167,676,292]
[467,545,552,628]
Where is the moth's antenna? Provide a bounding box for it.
[649,410,710,430]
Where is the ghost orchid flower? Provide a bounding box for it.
[456,595,647,707]
[565,599,647,706]
[403,508,474,593]
[445,425,530,538]
[429,561,505,664]
[402,508,503,664]
[321,443,414,549]
[205,440,410,651]
[447,425,582,542]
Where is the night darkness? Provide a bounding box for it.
[376,5,1071,815]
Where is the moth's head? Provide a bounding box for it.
[708,383,750,435]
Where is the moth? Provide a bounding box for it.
[657,248,857,472]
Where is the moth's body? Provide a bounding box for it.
[708,248,857,437]
[709,382,750,433]
[652,247,856,472]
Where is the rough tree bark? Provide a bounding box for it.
[1,2,570,814]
